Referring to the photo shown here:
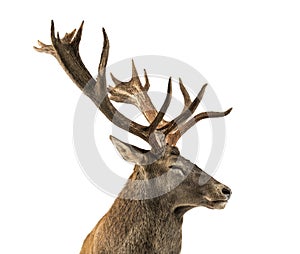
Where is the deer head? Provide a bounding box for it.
[34,21,232,216]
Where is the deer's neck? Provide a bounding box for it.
[88,169,184,253]
[98,197,183,253]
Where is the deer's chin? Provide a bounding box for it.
[173,199,228,215]
[173,204,198,217]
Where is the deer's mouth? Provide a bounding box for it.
[204,199,228,209]
[173,198,228,215]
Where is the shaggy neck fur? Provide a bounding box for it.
[80,168,184,254]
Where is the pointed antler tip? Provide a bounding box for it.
[51,20,55,32]
[101,28,109,52]
[225,107,233,115]
[109,135,116,143]
[102,27,108,38]
[109,135,122,145]
[78,21,84,30]
[143,69,150,90]
[178,78,186,92]
[131,59,139,78]
[50,20,57,42]
[198,83,208,95]
[167,77,172,93]
[131,59,136,67]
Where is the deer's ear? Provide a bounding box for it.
[109,136,150,165]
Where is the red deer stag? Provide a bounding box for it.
[35,21,232,254]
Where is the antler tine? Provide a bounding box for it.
[108,61,165,126]
[148,77,172,133]
[98,28,109,76]
[34,40,56,55]
[179,78,192,111]
[92,28,153,143]
[161,83,208,135]
[131,59,143,87]
[170,108,232,144]
[142,77,172,152]
[71,21,84,50]
[144,69,150,91]
[34,20,93,91]
[162,83,233,145]
[62,28,77,44]
[110,72,123,86]
[110,60,143,87]
[108,60,146,104]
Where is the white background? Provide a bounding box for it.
[1,1,300,253]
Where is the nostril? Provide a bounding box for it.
[222,187,231,198]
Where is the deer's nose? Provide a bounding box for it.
[222,187,232,200]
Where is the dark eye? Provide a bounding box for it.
[170,147,180,156]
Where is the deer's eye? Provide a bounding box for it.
[169,166,185,176]
[170,147,180,156]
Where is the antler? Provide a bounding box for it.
[108,62,196,126]
[34,21,231,151]
[34,21,170,152]
[34,21,93,91]
[109,67,232,145]
[108,60,165,127]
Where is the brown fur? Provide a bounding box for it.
[80,146,231,254]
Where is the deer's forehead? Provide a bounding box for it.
[160,146,180,158]
[159,153,186,166]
